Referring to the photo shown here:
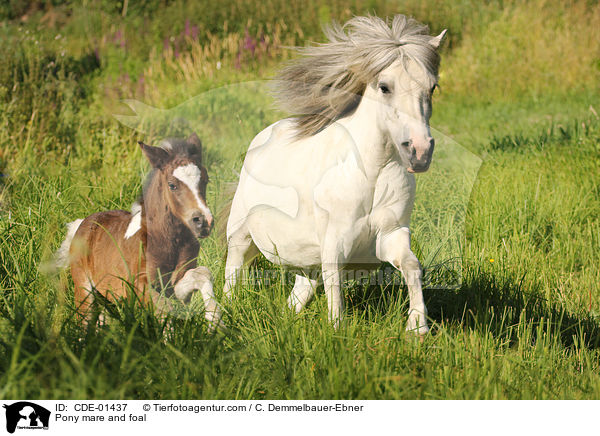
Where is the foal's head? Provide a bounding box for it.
[139,133,213,238]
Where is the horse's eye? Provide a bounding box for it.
[168,183,177,191]
[379,84,391,94]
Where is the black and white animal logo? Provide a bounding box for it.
[2,402,50,433]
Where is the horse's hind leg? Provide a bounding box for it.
[287,274,319,313]
[174,267,223,332]
[223,224,258,298]
[71,268,96,327]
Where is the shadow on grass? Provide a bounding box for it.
[346,264,600,350]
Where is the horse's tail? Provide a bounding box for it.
[53,219,84,270]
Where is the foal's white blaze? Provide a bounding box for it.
[173,163,212,218]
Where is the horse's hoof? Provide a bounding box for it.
[405,324,429,340]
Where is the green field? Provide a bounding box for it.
[0,0,599,399]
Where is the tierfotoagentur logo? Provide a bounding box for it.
[2,402,50,433]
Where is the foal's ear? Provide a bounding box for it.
[429,29,447,49]
[187,132,203,161]
[139,141,170,169]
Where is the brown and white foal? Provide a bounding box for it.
[57,134,222,331]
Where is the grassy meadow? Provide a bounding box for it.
[0,0,599,399]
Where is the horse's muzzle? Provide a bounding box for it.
[190,213,214,238]
[407,161,431,173]
[407,137,434,173]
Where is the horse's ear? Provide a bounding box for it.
[139,141,169,169]
[429,29,447,49]
[187,132,203,161]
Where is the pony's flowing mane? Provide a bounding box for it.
[273,14,441,137]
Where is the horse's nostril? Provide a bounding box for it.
[401,141,410,147]
[192,216,201,223]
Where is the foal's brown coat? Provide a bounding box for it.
[68,134,216,322]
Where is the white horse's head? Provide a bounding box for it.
[274,15,446,173]
[370,31,446,173]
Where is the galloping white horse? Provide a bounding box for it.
[224,15,446,335]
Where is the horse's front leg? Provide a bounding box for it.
[287,274,319,313]
[174,267,224,332]
[321,246,344,329]
[377,226,429,336]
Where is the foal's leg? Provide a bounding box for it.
[377,226,429,335]
[73,281,95,326]
[287,274,319,313]
[174,267,223,332]
[223,225,257,298]
[71,266,96,326]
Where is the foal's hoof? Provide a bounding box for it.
[206,308,226,334]
[207,319,227,334]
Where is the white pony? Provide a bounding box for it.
[224,15,446,335]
